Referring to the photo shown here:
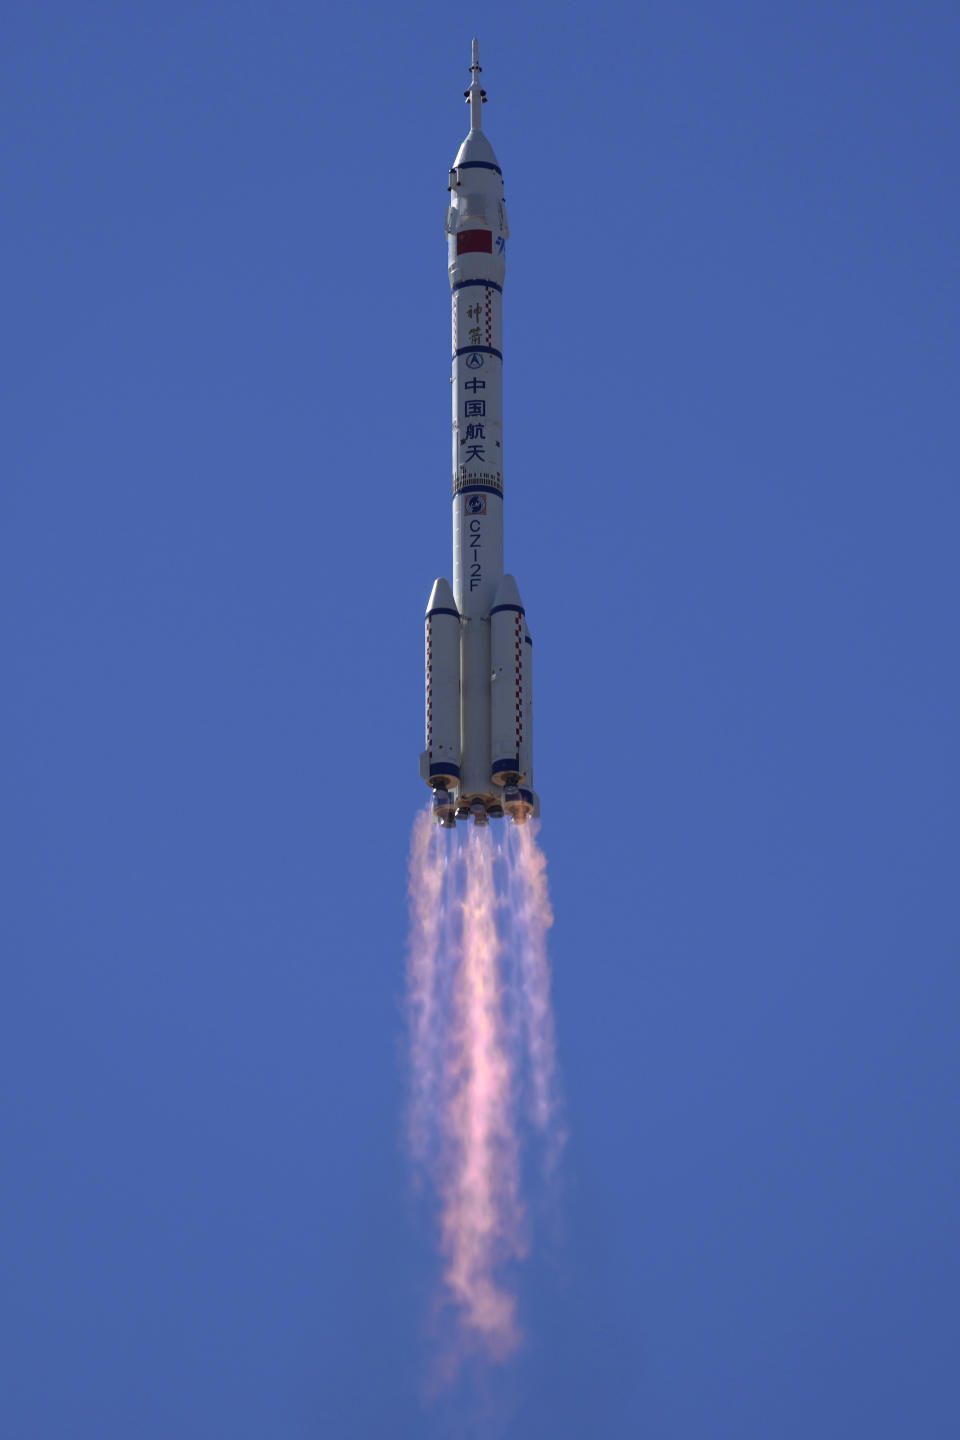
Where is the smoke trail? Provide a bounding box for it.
[440,829,524,1355]
[406,810,445,1164]
[405,813,563,1367]
[507,822,565,1167]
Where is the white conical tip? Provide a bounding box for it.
[426,577,458,616]
[492,573,525,611]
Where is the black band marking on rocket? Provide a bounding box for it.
[455,161,503,175]
[430,762,461,779]
[490,603,525,616]
[453,484,503,498]
[453,345,502,361]
[524,634,533,645]
[426,606,460,619]
[451,278,503,293]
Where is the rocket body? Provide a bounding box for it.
[420,43,538,827]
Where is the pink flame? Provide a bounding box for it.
[406,813,564,1367]
[406,810,445,1164]
[440,829,524,1355]
[507,821,565,1165]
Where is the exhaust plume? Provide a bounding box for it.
[406,813,564,1365]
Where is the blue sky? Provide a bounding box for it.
[3,1,957,1436]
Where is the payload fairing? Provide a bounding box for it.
[419,41,539,828]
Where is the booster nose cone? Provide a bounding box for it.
[491,573,523,611]
[426,577,458,618]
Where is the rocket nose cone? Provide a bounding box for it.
[491,573,524,612]
[426,577,458,617]
[453,128,500,170]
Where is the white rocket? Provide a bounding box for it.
[419,40,539,829]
